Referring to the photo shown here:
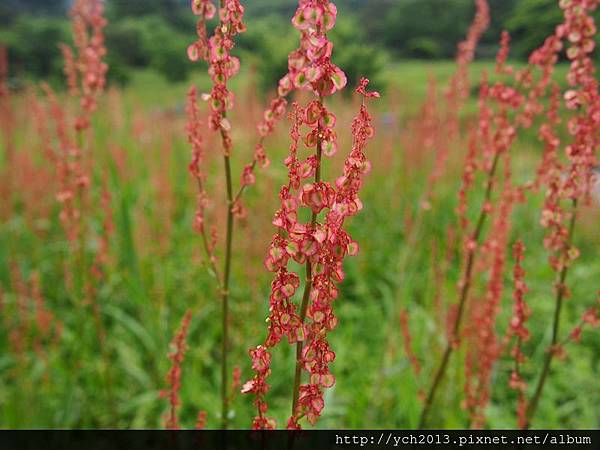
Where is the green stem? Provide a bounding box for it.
[221,153,234,429]
[419,151,501,428]
[525,198,578,429]
[75,130,86,300]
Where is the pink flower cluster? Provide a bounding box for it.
[445,0,490,125]
[243,79,378,429]
[186,87,209,232]
[508,241,530,429]
[568,293,600,342]
[509,242,531,344]
[239,97,287,190]
[238,0,348,195]
[160,309,193,430]
[429,0,490,196]
[279,0,347,99]
[464,174,517,428]
[187,0,246,155]
[48,0,108,256]
[399,309,421,378]
[62,0,108,131]
[540,0,599,272]
[43,85,80,246]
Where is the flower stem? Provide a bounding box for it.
[195,177,223,286]
[525,198,578,429]
[221,152,234,429]
[291,105,323,418]
[419,151,501,428]
[75,129,87,300]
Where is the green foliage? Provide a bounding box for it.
[405,38,441,60]
[4,0,598,87]
[0,0,67,25]
[105,16,194,83]
[237,15,296,95]
[382,0,473,58]
[330,16,387,92]
[1,61,600,428]
[506,0,564,58]
[0,16,69,83]
[238,15,386,95]
[106,0,193,29]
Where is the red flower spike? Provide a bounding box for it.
[161,310,193,430]
[243,5,377,428]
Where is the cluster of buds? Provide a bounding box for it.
[62,0,108,131]
[187,0,246,155]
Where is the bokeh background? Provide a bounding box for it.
[1,0,599,429]
[1,0,592,90]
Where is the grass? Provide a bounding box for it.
[0,60,599,429]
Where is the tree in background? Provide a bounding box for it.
[2,0,597,86]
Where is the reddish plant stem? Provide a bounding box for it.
[524,198,578,429]
[291,104,323,417]
[419,151,501,428]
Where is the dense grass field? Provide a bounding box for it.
[1,57,599,429]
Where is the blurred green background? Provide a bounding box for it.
[1,0,599,431]
[2,0,598,88]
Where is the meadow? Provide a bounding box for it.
[1,0,599,430]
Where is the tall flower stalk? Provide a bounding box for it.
[161,310,193,429]
[525,0,599,427]
[186,0,318,427]
[418,26,561,426]
[241,1,380,429]
[53,0,107,294]
[508,241,530,429]
[419,66,524,428]
[187,0,246,429]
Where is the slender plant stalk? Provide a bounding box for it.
[76,128,118,422]
[214,0,235,428]
[75,130,87,299]
[419,151,501,428]
[291,105,323,416]
[195,178,223,286]
[221,149,234,429]
[233,160,257,203]
[524,198,578,429]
